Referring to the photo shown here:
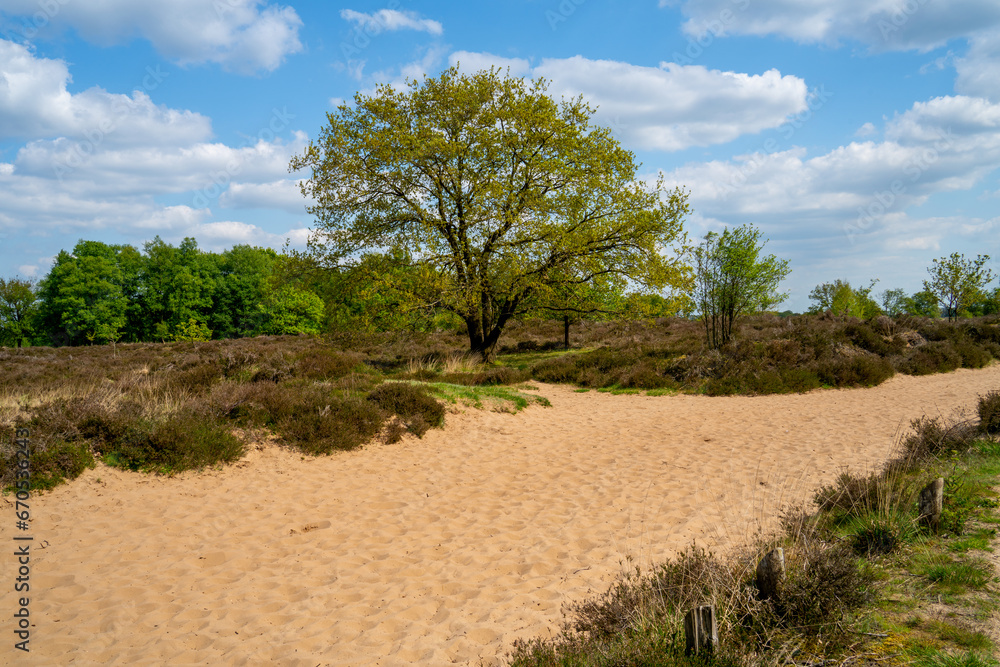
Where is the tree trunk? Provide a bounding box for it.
[564,315,570,350]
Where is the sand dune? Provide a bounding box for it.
[4,365,1000,666]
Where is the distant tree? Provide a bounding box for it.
[968,287,1000,316]
[923,253,995,321]
[878,287,909,317]
[290,66,690,361]
[140,237,219,340]
[210,245,280,338]
[36,242,132,345]
[692,224,790,349]
[905,288,941,318]
[256,285,325,336]
[808,279,881,318]
[0,277,39,347]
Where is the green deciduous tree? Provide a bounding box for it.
[808,279,881,319]
[140,237,219,341]
[256,285,325,336]
[290,66,690,361]
[878,287,909,317]
[0,277,39,347]
[692,224,790,349]
[905,288,941,318]
[36,242,134,345]
[210,245,280,338]
[923,252,995,321]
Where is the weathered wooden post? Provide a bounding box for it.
[919,478,944,532]
[684,604,717,656]
[755,547,785,600]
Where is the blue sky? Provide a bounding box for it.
[0,0,998,312]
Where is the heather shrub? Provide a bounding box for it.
[276,393,384,454]
[250,352,292,383]
[472,366,532,386]
[901,416,980,459]
[2,440,95,491]
[366,382,445,437]
[163,360,223,393]
[897,340,962,375]
[955,340,991,368]
[979,390,1000,434]
[845,323,905,356]
[816,355,894,387]
[771,542,874,629]
[94,410,244,473]
[293,349,363,380]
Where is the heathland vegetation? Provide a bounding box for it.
[507,391,1000,666]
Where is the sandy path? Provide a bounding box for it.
[3,366,1000,666]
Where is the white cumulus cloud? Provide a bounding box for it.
[448,52,809,152]
[0,0,303,73]
[0,40,210,144]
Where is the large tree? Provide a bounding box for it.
[693,224,790,349]
[35,241,135,346]
[290,66,690,361]
[923,252,995,321]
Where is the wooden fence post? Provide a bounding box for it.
[755,547,785,600]
[684,604,717,656]
[919,478,944,532]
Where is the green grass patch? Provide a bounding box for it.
[948,528,996,554]
[420,381,551,413]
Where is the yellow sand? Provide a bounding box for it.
[4,365,1000,666]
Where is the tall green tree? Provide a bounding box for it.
[210,245,280,338]
[140,237,219,340]
[808,279,881,319]
[290,66,690,361]
[692,224,790,349]
[256,285,325,336]
[0,277,39,347]
[923,252,995,321]
[878,287,909,317]
[36,242,132,345]
[905,288,941,318]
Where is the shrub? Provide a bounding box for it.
[277,394,385,454]
[472,366,531,386]
[366,382,445,437]
[898,340,963,375]
[293,349,363,380]
[165,360,223,393]
[851,519,902,557]
[98,410,245,473]
[902,417,979,460]
[979,390,1000,434]
[773,542,874,628]
[530,356,580,384]
[15,441,95,491]
[618,363,677,390]
[845,323,905,356]
[817,355,894,387]
[955,341,991,369]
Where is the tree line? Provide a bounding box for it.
[0,238,328,347]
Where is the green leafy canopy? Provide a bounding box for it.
[291,66,691,360]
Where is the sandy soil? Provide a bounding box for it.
[3,365,1000,666]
